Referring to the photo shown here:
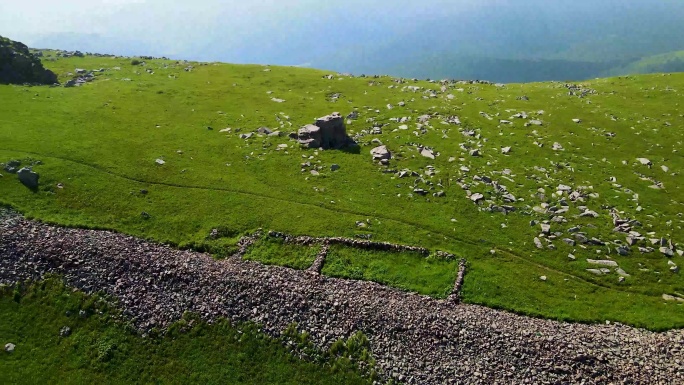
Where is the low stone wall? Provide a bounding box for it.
[266,230,432,255]
[449,259,468,303]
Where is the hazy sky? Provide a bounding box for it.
[0,0,492,62]
[0,0,480,40]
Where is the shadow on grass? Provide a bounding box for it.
[338,144,361,155]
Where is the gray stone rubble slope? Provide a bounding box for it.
[0,213,682,384]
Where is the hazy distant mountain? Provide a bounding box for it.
[308,0,684,81]
[21,0,684,82]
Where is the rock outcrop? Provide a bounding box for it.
[297,112,355,149]
[0,36,58,85]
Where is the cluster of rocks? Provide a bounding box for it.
[2,160,39,189]
[53,50,85,58]
[2,212,683,384]
[64,68,105,87]
[563,83,597,98]
[236,126,283,140]
[460,174,517,215]
[294,113,356,150]
[523,175,682,278]
[0,36,57,85]
[231,230,262,259]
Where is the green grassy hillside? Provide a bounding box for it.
[605,50,684,77]
[1,52,683,330]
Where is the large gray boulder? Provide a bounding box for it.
[297,112,355,149]
[17,167,39,189]
[297,124,322,148]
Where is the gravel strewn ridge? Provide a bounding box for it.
[1,212,682,384]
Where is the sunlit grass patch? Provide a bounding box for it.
[243,235,320,270]
[321,245,458,298]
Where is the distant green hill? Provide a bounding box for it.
[604,51,684,77]
[382,54,623,83]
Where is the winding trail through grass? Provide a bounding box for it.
[0,147,660,299]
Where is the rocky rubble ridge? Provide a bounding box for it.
[1,213,683,385]
[0,36,57,85]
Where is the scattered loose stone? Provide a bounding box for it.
[587,259,619,267]
[660,247,675,257]
[534,237,544,249]
[587,268,610,275]
[59,326,72,337]
[662,294,684,302]
[371,145,392,162]
[616,246,630,256]
[420,148,435,159]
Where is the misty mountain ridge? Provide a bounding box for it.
[24,0,684,82]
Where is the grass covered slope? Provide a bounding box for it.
[0,53,683,329]
[321,245,457,298]
[605,50,684,77]
[0,279,370,384]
